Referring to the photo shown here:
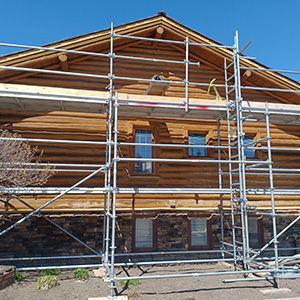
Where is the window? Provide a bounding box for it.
[188,216,212,250]
[188,133,206,157]
[135,129,152,174]
[248,217,263,248]
[244,135,255,158]
[133,217,157,252]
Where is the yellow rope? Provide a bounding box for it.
[207,78,221,100]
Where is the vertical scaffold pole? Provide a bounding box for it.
[103,89,111,257]
[217,118,225,258]
[104,22,115,275]
[109,92,119,297]
[224,57,237,267]
[265,102,279,287]
[185,36,189,112]
[233,31,250,271]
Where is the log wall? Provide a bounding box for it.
[0,42,280,104]
[1,108,300,212]
[0,39,299,212]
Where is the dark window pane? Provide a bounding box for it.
[135,219,153,248]
[248,218,259,246]
[244,135,255,158]
[191,218,207,246]
[135,129,152,173]
[188,133,206,156]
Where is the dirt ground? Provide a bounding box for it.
[1,263,300,300]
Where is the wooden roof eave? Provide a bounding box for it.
[0,18,165,81]
[0,15,165,66]
[161,18,300,95]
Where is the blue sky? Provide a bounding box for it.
[1,0,299,82]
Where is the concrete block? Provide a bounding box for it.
[260,288,291,295]
[88,296,128,300]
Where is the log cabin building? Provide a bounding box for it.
[0,12,300,269]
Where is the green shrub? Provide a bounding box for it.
[74,268,89,281]
[15,271,25,283]
[37,275,59,290]
[120,279,140,287]
[42,269,61,276]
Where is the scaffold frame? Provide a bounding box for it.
[0,22,300,298]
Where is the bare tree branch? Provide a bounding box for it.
[0,130,56,222]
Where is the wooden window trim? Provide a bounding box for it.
[132,215,158,252]
[187,215,212,250]
[129,124,160,176]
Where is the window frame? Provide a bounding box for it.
[132,215,158,252]
[243,135,256,159]
[188,133,207,157]
[248,216,264,248]
[185,129,213,158]
[130,125,159,176]
[188,215,212,250]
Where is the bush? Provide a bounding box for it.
[42,269,61,276]
[15,271,25,283]
[74,268,89,281]
[37,275,59,290]
[120,279,140,287]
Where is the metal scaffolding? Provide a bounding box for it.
[0,23,300,298]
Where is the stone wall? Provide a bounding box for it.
[1,211,300,267]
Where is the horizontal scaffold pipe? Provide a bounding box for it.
[119,142,230,150]
[113,258,235,267]
[3,168,99,173]
[116,268,276,281]
[0,137,107,146]
[115,249,222,256]
[0,65,229,89]
[256,147,300,152]
[118,157,265,164]
[0,254,101,261]
[0,249,223,262]
[243,172,300,176]
[114,74,228,89]
[0,65,109,80]
[0,42,109,58]
[246,167,300,172]
[114,53,200,66]
[17,264,104,272]
[3,162,104,168]
[113,33,234,49]
[0,137,232,150]
[240,66,300,75]
[0,187,231,195]
[3,248,299,263]
[4,187,300,195]
[242,106,300,116]
[242,85,300,94]
[247,189,300,195]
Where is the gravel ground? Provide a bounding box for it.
[1,263,300,300]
